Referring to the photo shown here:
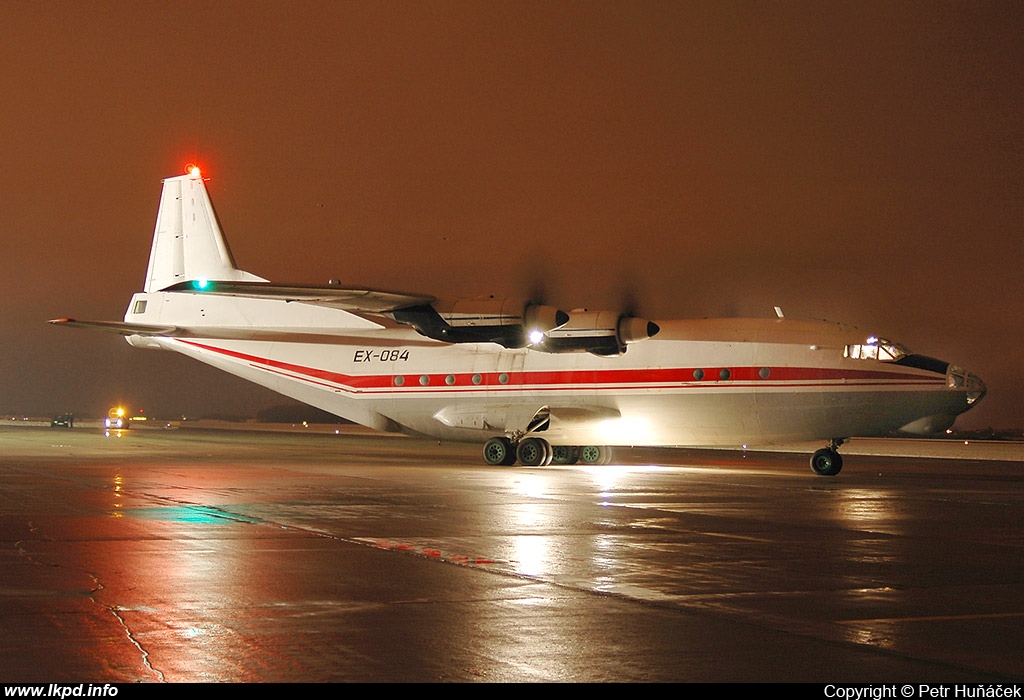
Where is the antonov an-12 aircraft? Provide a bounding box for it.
[52,166,986,475]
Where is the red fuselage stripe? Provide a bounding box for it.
[177,339,947,394]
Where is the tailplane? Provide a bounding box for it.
[144,167,266,292]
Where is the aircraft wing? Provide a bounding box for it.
[162,280,436,313]
[48,318,180,336]
[65,281,658,354]
[47,318,441,346]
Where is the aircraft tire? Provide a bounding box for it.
[517,437,550,467]
[483,437,517,466]
[579,445,610,465]
[810,448,843,476]
[551,445,580,465]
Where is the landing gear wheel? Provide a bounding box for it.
[579,445,610,465]
[551,445,580,465]
[810,448,843,476]
[517,437,550,467]
[483,437,516,466]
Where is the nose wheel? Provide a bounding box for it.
[810,439,845,476]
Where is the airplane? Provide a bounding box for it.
[51,166,987,475]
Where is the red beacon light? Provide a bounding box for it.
[185,164,202,179]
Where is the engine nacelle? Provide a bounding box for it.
[391,297,569,348]
[534,309,660,355]
[389,297,657,353]
[437,297,567,332]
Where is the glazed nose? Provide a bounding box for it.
[966,372,986,406]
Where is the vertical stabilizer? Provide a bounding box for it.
[144,171,265,292]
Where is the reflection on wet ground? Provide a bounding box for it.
[1,425,1022,682]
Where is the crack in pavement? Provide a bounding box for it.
[86,572,166,682]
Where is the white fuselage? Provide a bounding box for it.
[125,291,972,447]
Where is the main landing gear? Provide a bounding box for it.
[810,438,846,476]
[482,436,611,467]
[488,435,846,474]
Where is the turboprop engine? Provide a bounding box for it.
[533,309,660,356]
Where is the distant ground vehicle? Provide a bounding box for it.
[51,413,74,428]
[105,407,128,429]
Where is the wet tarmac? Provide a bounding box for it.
[1,424,1022,682]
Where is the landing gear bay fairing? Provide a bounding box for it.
[52,167,986,475]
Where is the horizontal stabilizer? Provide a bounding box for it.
[162,280,436,313]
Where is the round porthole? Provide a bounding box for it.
[693,369,705,380]
[498,373,509,384]
[445,374,455,385]
[759,367,771,379]
[419,375,430,386]
[394,376,405,386]
[472,373,482,385]
[719,368,731,380]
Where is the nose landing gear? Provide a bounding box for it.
[810,438,846,476]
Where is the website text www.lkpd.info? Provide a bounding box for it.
[5,686,117,698]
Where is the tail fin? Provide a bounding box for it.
[144,170,266,292]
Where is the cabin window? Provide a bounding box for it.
[419,375,430,386]
[759,367,771,379]
[445,374,456,385]
[693,369,705,380]
[719,368,732,380]
[471,373,482,385]
[498,373,509,385]
[133,300,147,314]
[394,376,405,386]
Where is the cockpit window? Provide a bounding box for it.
[844,336,909,362]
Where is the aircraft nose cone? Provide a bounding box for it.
[966,372,986,407]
